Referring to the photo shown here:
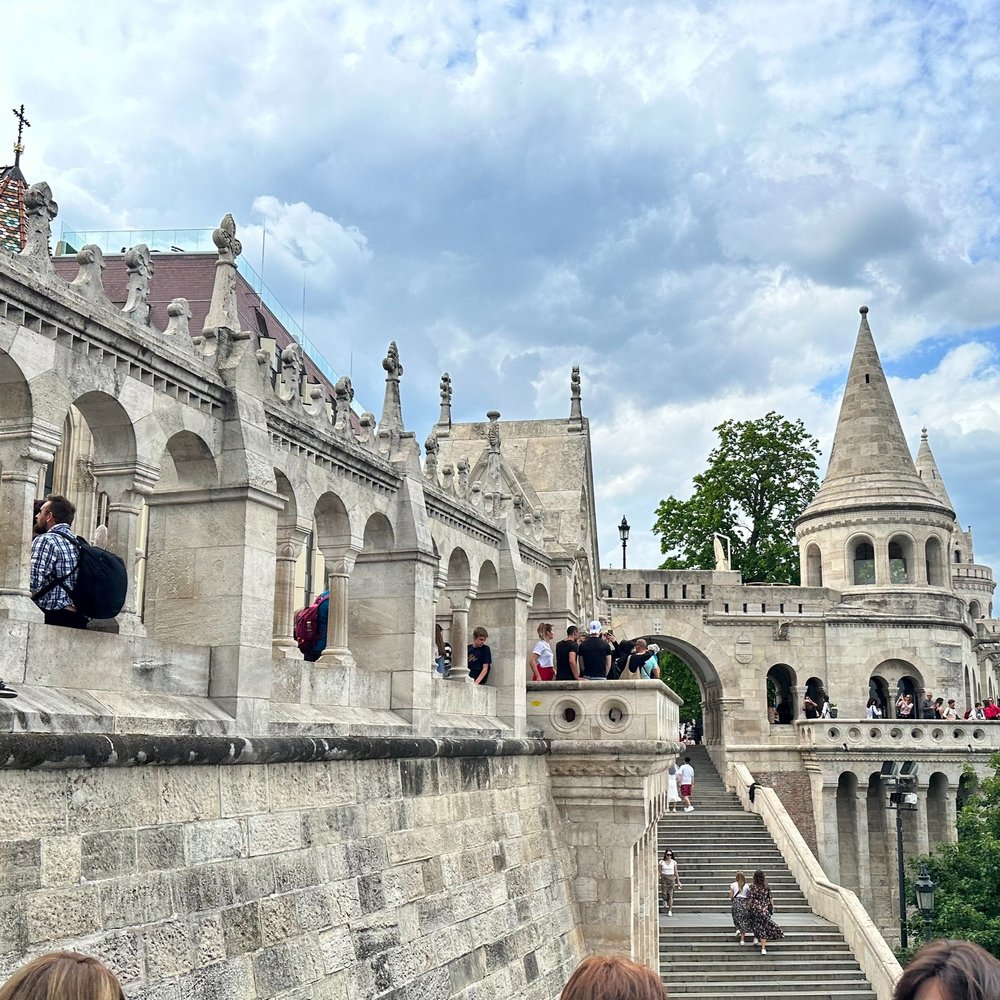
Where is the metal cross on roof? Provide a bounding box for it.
[12,104,30,165]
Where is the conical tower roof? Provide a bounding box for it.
[797,307,954,524]
[914,427,956,513]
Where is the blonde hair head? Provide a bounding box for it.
[0,953,125,1000]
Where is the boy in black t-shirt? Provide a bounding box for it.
[555,626,580,680]
[468,626,492,685]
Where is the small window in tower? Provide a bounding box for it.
[865,374,870,384]
[853,541,875,585]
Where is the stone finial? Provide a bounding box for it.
[20,181,57,268]
[164,298,192,339]
[357,412,377,450]
[278,344,304,402]
[202,213,243,351]
[441,463,455,495]
[378,341,408,455]
[484,411,502,489]
[569,365,583,427]
[334,376,355,433]
[69,245,112,306]
[424,431,439,482]
[438,372,452,427]
[456,456,469,497]
[122,244,154,327]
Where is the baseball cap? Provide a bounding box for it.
[588,620,602,634]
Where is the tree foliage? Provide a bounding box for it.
[658,652,702,723]
[905,756,1000,959]
[652,411,821,584]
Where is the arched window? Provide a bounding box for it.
[888,538,909,583]
[766,665,796,725]
[970,600,982,619]
[954,549,962,564]
[852,540,875,585]
[806,544,822,587]
[926,536,944,586]
[869,676,889,718]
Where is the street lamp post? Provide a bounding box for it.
[618,516,630,570]
[881,760,919,949]
[915,863,936,938]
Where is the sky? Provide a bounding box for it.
[7,0,1000,572]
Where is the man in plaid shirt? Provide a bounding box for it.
[30,495,88,629]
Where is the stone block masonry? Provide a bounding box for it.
[0,734,582,1000]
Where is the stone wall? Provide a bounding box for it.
[0,735,583,1000]
[756,770,817,853]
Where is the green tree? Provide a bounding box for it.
[659,652,702,723]
[904,757,1000,959]
[652,411,821,584]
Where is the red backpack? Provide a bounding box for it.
[293,592,328,653]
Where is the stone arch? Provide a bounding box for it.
[271,469,305,650]
[477,560,499,594]
[73,389,138,467]
[446,547,472,593]
[159,431,218,491]
[969,599,982,619]
[766,664,796,725]
[362,512,395,552]
[868,675,890,718]
[806,543,823,587]
[836,771,860,892]
[0,351,32,423]
[530,583,549,609]
[848,533,876,585]
[887,532,915,584]
[314,492,353,558]
[926,771,950,849]
[868,658,924,717]
[804,675,826,716]
[957,770,977,812]
[925,535,945,587]
[638,626,726,746]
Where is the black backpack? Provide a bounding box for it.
[37,535,128,620]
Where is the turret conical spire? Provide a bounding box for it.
[914,427,956,513]
[798,307,953,524]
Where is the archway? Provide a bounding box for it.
[804,676,826,718]
[850,536,876,585]
[836,771,860,892]
[806,544,822,587]
[926,772,950,849]
[925,536,945,586]
[868,676,890,719]
[767,664,796,725]
[350,511,402,671]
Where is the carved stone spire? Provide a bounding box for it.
[915,427,956,514]
[122,244,153,327]
[69,245,113,307]
[334,376,354,434]
[798,306,953,526]
[201,214,243,348]
[19,181,56,271]
[423,431,439,482]
[438,372,452,428]
[569,365,583,429]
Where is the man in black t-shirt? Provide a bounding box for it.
[577,620,611,679]
[555,626,580,680]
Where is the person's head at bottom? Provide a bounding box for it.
[0,952,125,1000]
[893,939,1000,1000]
[561,955,666,1000]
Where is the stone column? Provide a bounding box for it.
[272,527,311,658]
[0,423,60,623]
[317,556,356,668]
[448,601,470,680]
[807,767,841,883]
[854,789,872,912]
[915,786,930,857]
[943,784,959,845]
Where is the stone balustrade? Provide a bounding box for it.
[525,679,682,743]
[797,717,1000,752]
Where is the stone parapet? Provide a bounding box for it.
[733,762,901,1000]
[525,679,682,743]
[798,717,999,754]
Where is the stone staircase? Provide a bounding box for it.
[658,746,877,1000]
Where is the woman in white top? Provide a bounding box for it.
[666,764,681,813]
[658,849,681,916]
[729,869,751,944]
[530,622,555,681]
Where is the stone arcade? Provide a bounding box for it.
[1,177,999,998]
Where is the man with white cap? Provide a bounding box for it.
[577,620,612,680]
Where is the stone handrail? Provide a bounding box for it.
[732,762,901,1000]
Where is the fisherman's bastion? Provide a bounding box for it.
[1,168,997,999]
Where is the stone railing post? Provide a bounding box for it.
[272,527,311,658]
[317,555,356,668]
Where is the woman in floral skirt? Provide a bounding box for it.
[744,870,784,955]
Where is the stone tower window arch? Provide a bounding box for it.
[850,536,875,585]
[766,664,796,724]
[925,535,945,586]
[805,543,822,587]
[887,535,913,584]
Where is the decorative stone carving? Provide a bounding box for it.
[278,344,304,403]
[334,376,354,434]
[357,412,377,451]
[201,213,243,358]
[441,463,455,495]
[775,619,792,641]
[69,245,112,306]
[456,456,469,497]
[377,342,420,468]
[735,633,753,664]
[20,181,57,269]
[424,431,439,482]
[164,298,192,339]
[122,244,154,327]
[485,410,502,489]
[569,365,583,427]
[438,372,452,427]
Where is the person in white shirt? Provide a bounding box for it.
[658,848,682,916]
[678,757,695,812]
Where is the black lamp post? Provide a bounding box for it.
[619,515,630,570]
[882,760,919,949]
[915,862,936,936]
